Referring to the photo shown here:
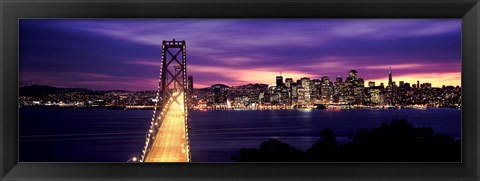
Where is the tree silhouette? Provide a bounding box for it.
[306,128,338,161]
[231,119,460,162]
[231,139,304,162]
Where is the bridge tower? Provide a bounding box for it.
[140,39,190,162]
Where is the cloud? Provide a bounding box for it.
[330,19,460,39]
[19,19,461,90]
[126,60,161,67]
[364,64,425,70]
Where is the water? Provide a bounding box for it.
[19,107,461,162]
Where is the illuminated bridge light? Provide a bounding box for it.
[142,39,189,162]
[144,92,189,162]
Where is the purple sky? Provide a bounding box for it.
[19,19,461,91]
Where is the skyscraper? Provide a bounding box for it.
[214,85,222,103]
[285,78,293,105]
[368,81,375,87]
[300,77,311,104]
[358,78,365,87]
[349,70,358,80]
[321,76,330,85]
[387,66,394,105]
[320,76,332,103]
[187,75,194,106]
[188,75,193,91]
[333,75,344,103]
[213,84,228,103]
[285,78,293,88]
[276,75,284,87]
[388,66,393,87]
[291,82,298,102]
[336,75,342,84]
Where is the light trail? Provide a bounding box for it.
[144,92,189,162]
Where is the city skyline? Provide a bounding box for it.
[20,19,461,91]
[18,70,459,91]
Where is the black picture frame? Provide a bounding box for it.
[1,0,479,180]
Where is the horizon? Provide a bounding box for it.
[20,19,461,91]
[21,74,462,92]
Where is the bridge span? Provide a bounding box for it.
[136,39,190,162]
[144,92,189,162]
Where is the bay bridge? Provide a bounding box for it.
[132,39,190,162]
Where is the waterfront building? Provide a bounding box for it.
[367,86,383,105]
[291,82,298,103]
[258,91,265,104]
[311,79,321,102]
[213,84,228,103]
[281,86,290,105]
[333,81,344,103]
[297,87,309,105]
[343,70,364,105]
[333,75,344,103]
[353,78,364,104]
[320,76,333,104]
[300,77,311,105]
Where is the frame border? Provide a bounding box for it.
[1,0,479,181]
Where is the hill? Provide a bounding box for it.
[19,85,93,96]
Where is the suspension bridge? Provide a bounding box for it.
[133,39,190,162]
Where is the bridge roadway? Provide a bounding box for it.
[144,92,188,162]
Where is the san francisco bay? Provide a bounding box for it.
[19,107,460,162]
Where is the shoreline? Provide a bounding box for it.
[19,105,461,111]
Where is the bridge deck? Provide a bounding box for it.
[144,92,188,162]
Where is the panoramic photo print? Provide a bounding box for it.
[19,19,461,162]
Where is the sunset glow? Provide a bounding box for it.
[19,19,461,90]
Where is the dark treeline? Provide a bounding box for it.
[231,119,460,162]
